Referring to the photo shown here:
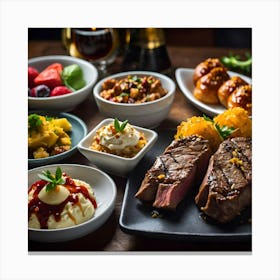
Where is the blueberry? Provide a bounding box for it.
[31,85,50,97]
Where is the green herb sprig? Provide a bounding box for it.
[114,118,128,132]
[221,53,252,75]
[38,167,65,192]
[203,114,236,140]
[28,114,42,132]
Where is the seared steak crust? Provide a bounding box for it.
[135,135,211,210]
[195,137,252,223]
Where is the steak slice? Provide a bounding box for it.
[195,137,252,223]
[135,135,211,210]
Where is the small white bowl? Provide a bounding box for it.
[28,55,98,112]
[28,164,117,243]
[77,118,158,176]
[93,71,176,128]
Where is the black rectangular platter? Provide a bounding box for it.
[119,129,252,242]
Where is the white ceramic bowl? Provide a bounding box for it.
[28,112,87,167]
[28,55,98,112]
[77,118,158,177]
[93,71,176,128]
[28,164,117,243]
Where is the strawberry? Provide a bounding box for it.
[44,63,63,74]
[28,67,39,87]
[34,68,63,89]
[50,86,72,97]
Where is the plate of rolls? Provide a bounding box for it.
[175,58,252,117]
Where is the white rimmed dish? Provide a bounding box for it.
[77,118,158,177]
[28,55,98,112]
[28,164,117,243]
[93,71,176,128]
[28,112,87,167]
[175,68,252,117]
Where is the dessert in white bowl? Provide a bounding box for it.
[28,166,97,229]
[28,164,117,242]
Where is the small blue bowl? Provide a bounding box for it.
[28,112,87,167]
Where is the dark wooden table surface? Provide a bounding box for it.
[28,40,251,252]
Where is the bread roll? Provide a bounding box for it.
[218,76,248,107]
[193,58,225,85]
[227,84,252,115]
[193,67,230,104]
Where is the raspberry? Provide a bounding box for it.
[50,86,72,97]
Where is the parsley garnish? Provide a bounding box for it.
[28,114,42,132]
[203,114,236,140]
[38,167,66,192]
[215,124,236,139]
[114,118,128,132]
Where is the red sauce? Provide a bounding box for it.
[28,173,97,229]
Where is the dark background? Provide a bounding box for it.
[28,28,251,48]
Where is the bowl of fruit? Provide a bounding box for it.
[28,55,98,112]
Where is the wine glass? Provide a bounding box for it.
[69,28,118,77]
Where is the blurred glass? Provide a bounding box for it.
[63,28,118,76]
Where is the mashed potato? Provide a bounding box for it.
[28,173,97,229]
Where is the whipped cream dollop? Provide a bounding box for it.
[99,122,141,151]
[38,184,70,205]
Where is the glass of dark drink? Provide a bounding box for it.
[70,28,118,76]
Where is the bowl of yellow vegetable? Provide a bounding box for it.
[28,112,87,167]
[28,55,98,112]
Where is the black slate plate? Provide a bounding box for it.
[119,129,252,242]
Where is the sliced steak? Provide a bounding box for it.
[135,135,211,210]
[195,137,252,223]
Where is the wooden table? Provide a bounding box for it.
[28,40,251,252]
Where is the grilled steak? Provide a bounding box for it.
[195,137,252,223]
[135,135,211,210]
